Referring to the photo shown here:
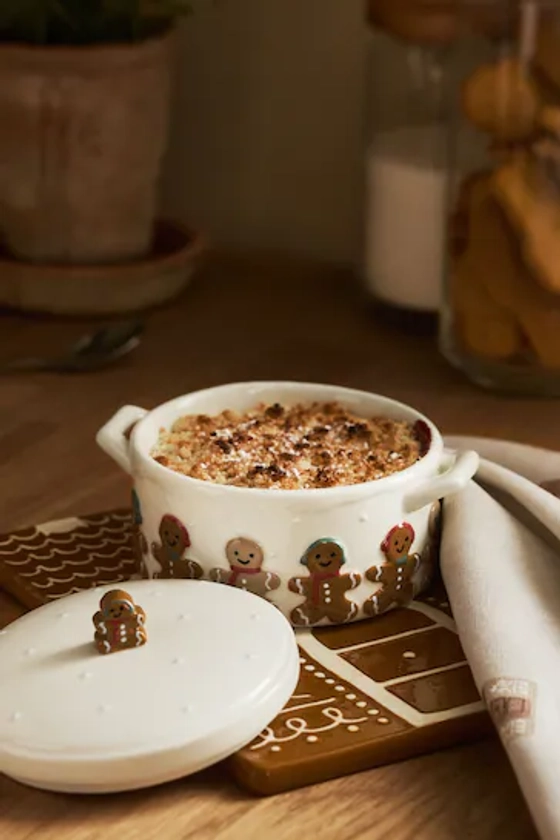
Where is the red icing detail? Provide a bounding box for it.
[413,420,432,456]
[106,618,125,645]
[160,514,191,548]
[381,522,415,554]
[228,566,261,586]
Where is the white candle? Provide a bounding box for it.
[364,123,447,312]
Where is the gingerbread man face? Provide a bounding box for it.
[100,590,136,620]
[160,515,190,551]
[382,525,415,562]
[303,539,345,575]
[226,537,264,571]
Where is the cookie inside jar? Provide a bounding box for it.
[441,1,560,395]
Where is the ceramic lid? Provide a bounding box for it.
[0,580,300,793]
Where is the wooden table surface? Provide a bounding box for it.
[1,255,554,840]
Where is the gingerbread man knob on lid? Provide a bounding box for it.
[93,589,147,655]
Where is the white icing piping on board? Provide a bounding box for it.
[30,567,133,589]
[0,512,130,545]
[251,692,372,751]
[0,527,131,555]
[45,576,142,600]
[12,551,132,576]
[35,517,86,535]
[298,601,484,729]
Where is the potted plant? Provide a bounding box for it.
[0,1,202,265]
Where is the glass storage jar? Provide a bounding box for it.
[441,1,560,395]
[363,2,453,319]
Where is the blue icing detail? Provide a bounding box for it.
[300,537,346,566]
[131,488,143,525]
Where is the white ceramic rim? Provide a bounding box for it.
[129,381,444,501]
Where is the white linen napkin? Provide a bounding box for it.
[442,435,560,840]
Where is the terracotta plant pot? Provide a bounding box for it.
[0,31,175,265]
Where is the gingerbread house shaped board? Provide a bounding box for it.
[0,510,137,609]
[231,586,492,795]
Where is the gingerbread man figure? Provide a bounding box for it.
[93,589,147,655]
[364,523,420,617]
[151,514,203,580]
[289,538,361,626]
[209,537,281,599]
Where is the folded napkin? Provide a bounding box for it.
[443,435,560,840]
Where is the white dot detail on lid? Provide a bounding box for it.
[346,694,356,701]
[377,717,390,725]
[356,701,367,708]
[335,685,345,692]
[347,725,360,733]
[403,651,416,660]
[306,735,318,743]
[368,709,379,716]
[271,745,281,753]
[314,672,326,679]
[304,665,315,672]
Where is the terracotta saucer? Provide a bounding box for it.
[0,219,205,316]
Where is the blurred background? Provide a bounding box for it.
[162,0,366,264]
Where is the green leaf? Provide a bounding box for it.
[0,0,204,45]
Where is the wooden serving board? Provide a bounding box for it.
[232,579,491,794]
[0,509,491,795]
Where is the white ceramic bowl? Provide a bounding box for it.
[96,381,479,627]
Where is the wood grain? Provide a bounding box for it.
[0,254,547,839]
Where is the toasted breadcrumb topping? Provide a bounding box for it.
[152,401,424,489]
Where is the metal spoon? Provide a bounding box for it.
[1,320,144,373]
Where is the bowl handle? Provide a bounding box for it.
[403,449,479,513]
[96,405,148,475]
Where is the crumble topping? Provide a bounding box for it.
[151,401,424,489]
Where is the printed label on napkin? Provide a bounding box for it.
[483,677,536,741]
